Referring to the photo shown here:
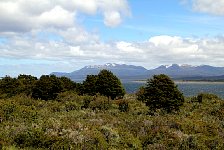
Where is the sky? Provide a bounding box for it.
[0,0,224,77]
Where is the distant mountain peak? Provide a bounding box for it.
[105,63,117,67]
[83,63,148,70]
[158,64,196,69]
[84,63,119,69]
[180,64,194,68]
[156,64,179,69]
[165,64,172,68]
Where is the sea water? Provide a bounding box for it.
[123,81,224,98]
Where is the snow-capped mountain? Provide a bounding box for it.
[84,63,118,69]
[52,63,224,81]
[52,63,148,81]
[150,64,224,77]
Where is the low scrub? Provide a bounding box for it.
[0,92,223,149]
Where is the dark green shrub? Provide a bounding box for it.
[89,96,111,111]
[0,141,3,150]
[169,121,182,130]
[191,93,220,103]
[119,131,141,149]
[118,100,129,112]
[205,139,220,150]
[198,93,219,101]
[190,96,200,103]
[14,129,72,149]
[14,129,44,148]
[138,74,184,113]
[56,91,80,102]
[65,101,79,111]
[1,101,17,121]
[50,102,65,112]
[179,136,200,150]
[82,130,108,149]
[82,96,93,109]
[100,126,120,145]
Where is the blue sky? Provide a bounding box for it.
[84,0,224,41]
[0,0,224,77]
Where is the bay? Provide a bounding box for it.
[123,81,224,98]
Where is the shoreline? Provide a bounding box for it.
[132,80,224,84]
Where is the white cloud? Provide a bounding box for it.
[149,36,182,46]
[192,0,224,15]
[116,41,143,53]
[58,27,99,44]
[69,46,84,56]
[63,0,98,14]
[37,6,75,29]
[0,0,130,33]
[100,0,130,27]
[148,36,202,56]
[104,11,122,27]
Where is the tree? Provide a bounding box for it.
[96,70,125,99]
[32,75,63,100]
[17,74,37,96]
[82,75,98,96]
[58,76,77,92]
[138,74,184,113]
[136,86,146,103]
[0,75,38,98]
[0,76,20,97]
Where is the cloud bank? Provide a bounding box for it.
[192,0,224,15]
[1,35,224,67]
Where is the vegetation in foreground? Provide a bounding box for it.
[0,93,223,149]
[0,72,223,149]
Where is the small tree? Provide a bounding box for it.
[138,74,184,113]
[96,70,125,99]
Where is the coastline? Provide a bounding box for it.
[132,80,224,84]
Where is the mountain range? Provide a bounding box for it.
[52,63,224,82]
